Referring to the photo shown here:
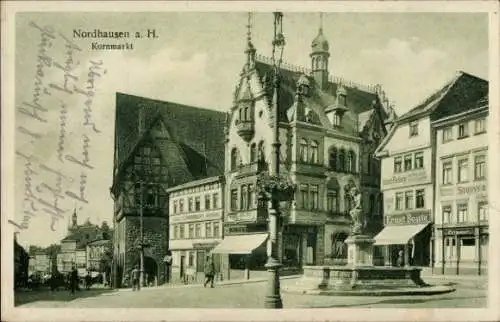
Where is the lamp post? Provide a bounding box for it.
[139,180,145,288]
[264,12,286,309]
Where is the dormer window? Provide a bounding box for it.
[333,113,342,127]
[409,121,419,137]
[339,93,347,106]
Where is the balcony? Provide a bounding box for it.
[236,120,255,142]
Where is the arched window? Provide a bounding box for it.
[258,141,265,161]
[329,147,337,170]
[244,106,249,121]
[231,148,238,170]
[351,151,357,173]
[347,150,356,173]
[250,143,257,163]
[310,140,319,164]
[338,149,346,172]
[299,139,308,163]
[238,109,242,121]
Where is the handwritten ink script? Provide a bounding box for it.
[10,21,106,232]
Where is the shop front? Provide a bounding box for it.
[374,211,432,267]
[282,225,320,269]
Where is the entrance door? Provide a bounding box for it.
[180,256,185,278]
[306,233,316,265]
[196,251,206,272]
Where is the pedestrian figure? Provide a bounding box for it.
[203,256,215,288]
[70,265,78,294]
[131,265,140,291]
[396,250,405,267]
[85,272,92,290]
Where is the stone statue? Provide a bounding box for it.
[349,187,364,235]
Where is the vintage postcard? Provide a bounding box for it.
[2,1,500,321]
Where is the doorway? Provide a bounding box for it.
[180,256,185,278]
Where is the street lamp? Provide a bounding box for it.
[263,12,286,309]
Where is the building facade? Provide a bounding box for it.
[167,176,224,279]
[29,252,50,275]
[217,23,394,270]
[433,98,488,275]
[111,93,226,287]
[375,71,488,272]
[86,239,112,272]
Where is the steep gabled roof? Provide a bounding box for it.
[113,93,227,190]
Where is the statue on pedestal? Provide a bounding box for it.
[348,187,364,235]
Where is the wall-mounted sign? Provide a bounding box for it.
[227,211,257,223]
[382,169,429,189]
[385,211,431,226]
[444,228,475,236]
[193,242,218,249]
[457,184,487,195]
[170,211,222,223]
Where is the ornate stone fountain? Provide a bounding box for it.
[284,186,455,296]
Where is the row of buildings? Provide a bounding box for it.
[110,19,489,286]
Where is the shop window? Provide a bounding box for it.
[310,140,319,164]
[458,159,469,183]
[474,155,486,180]
[442,161,453,185]
[404,154,412,171]
[250,143,257,163]
[310,185,319,210]
[230,189,238,211]
[394,156,402,173]
[442,127,453,142]
[404,191,414,209]
[474,118,486,134]
[395,192,404,210]
[478,202,488,221]
[205,194,211,210]
[458,122,469,139]
[212,193,219,209]
[195,196,201,211]
[409,121,419,137]
[442,205,452,224]
[461,238,475,247]
[416,190,425,209]
[327,190,338,212]
[414,152,424,169]
[299,139,308,163]
[457,203,468,223]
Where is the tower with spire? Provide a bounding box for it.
[310,13,330,90]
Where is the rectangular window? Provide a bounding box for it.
[461,238,475,247]
[409,121,419,137]
[188,224,194,238]
[394,157,402,173]
[442,161,453,185]
[241,186,248,210]
[404,154,412,171]
[442,127,453,142]
[405,191,414,209]
[230,189,238,211]
[474,155,486,180]
[213,222,220,238]
[395,192,404,210]
[179,200,184,213]
[188,198,193,212]
[179,225,185,239]
[173,201,178,214]
[174,225,179,239]
[416,189,425,208]
[195,196,201,211]
[213,193,219,209]
[458,122,469,139]
[474,118,486,134]
[457,203,468,223]
[205,194,211,210]
[327,190,338,212]
[300,184,308,209]
[195,224,201,238]
[458,159,469,183]
[478,202,488,221]
[442,205,452,224]
[205,222,212,238]
[248,184,255,209]
[414,152,424,169]
[310,185,319,210]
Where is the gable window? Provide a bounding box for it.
[442,161,452,185]
[404,154,413,171]
[394,156,402,173]
[250,143,257,163]
[474,155,486,180]
[409,122,419,137]
[329,147,337,170]
[458,122,469,139]
[442,127,453,142]
[299,139,308,163]
[310,140,319,164]
[416,189,425,209]
[333,113,341,127]
[395,192,404,210]
[474,118,486,134]
[327,190,338,212]
[414,152,424,169]
[458,159,469,183]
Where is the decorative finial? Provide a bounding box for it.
[319,12,324,32]
[247,12,252,44]
[245,12,256,69]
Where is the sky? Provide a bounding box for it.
[12,12,488,248]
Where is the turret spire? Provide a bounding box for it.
[245,12,256,69]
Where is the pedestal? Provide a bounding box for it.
[345,235,374,267]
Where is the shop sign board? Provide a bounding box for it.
[382,169,429,189]
[226,210,257,223]
[385,211,431,226]
[443,228,475,236]
[170,211,222,223]
[440,183,487,198]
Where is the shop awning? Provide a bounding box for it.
[211,233,268,254]
[374,223,429,245]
